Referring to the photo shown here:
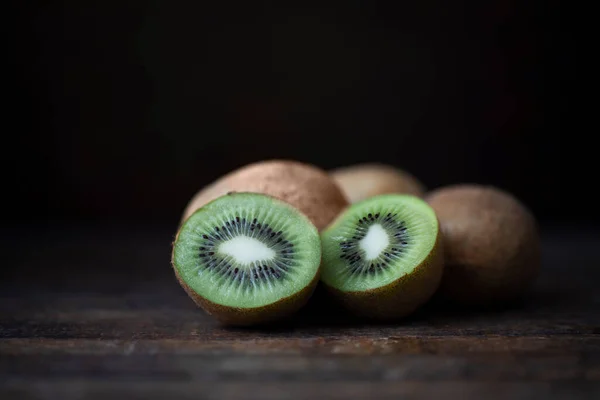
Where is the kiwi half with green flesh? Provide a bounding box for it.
[320,194,444,320]
[172,192,321,326]
[425,184,540,306]
[331,163,426,203]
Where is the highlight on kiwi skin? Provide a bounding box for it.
[172,192,322,326]
[320,194,444,320]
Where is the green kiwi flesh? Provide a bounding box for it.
[172,192,321,325]
[320,194,444,320]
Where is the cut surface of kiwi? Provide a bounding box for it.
[172,192,321,325]
[320,194,444,320]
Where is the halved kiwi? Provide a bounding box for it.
[172,192,321,326]
[320,194,444,320]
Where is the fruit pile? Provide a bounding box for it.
[171,160,540,326]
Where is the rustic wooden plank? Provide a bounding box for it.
[2,336,600,356]
[1,343,600,380]
[1,308,598,340]
[1,352,599,398]
[1,381,598,400]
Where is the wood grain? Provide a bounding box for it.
[0,224,599,399]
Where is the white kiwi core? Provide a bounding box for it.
[359,224,390,261]
[218,236,276,266]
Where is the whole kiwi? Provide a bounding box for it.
[426,184,540,306]
[181,160,349,231]
[331,163,426,203]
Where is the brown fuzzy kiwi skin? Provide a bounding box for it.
[331,163,426,203]
[181,160,349,231]
[322,228,444,320]
[425,184,541,307]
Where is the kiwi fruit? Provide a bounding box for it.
[331,163,426,203]
[172,192,322,326]
[182,160,349,231]
[425,184,540,306]
[320,194,444,320]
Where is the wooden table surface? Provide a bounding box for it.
[1,224,599,399]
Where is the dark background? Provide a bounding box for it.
[6,1,578,228]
